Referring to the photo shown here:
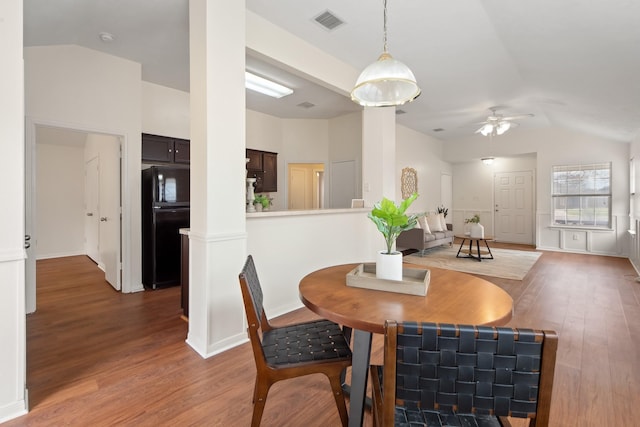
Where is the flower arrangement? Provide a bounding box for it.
[465,214,480,224]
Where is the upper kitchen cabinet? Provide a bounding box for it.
[246,149,277,193]
[142,133,190,164]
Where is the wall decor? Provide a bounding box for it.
[401,167,418,199]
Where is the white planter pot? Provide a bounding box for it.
[470,223,485,238]
[376,250,403,281]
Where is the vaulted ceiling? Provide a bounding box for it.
[24,0,640,142]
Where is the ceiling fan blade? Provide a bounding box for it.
[501,113,534,121]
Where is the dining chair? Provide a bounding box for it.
[370,321,558,427]
[238,255,353,427]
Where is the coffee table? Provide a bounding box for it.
[456,235,494,261]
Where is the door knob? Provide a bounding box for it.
[100,217,108,222]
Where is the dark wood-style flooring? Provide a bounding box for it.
[5,244,640,426]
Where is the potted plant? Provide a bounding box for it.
[368,193,420,280]
[253,194,268,211]
[465,214,484,238]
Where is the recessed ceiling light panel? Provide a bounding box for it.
[245,71,293,98]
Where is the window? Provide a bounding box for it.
[552,163,611,228]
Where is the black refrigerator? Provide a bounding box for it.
[142,166,190,289]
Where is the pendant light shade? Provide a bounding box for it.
[351,0,420,107]
[351,53,421,107]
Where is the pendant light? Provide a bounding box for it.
[351,0,421,107]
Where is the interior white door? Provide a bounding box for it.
[494,171,534,244]
[98,136,121,290]
[85,156,100,263]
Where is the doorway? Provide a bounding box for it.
[26,124,122,312]
[288,163,325,210]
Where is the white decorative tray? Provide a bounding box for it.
[346,263,430,296]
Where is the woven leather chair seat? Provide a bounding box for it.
[262,319,352,365]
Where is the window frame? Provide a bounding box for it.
[551,162,612,229]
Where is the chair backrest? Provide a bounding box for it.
[382,321,558,426]
[239,255,266,328]
[239,255,277,359]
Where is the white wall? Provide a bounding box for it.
[246,110,363,211]
[0,0,27,422]
[446,128,629,256]
[396,124,452,213]
[329,112,363,200]
[141,81,190,139]
[35,143,85,258]
[452,155,537,238]
[25,44,143,293]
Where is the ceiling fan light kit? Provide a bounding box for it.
[478,120,511,136]
[476,107,533,137]
[351,0,420,107]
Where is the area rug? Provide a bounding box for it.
[403,245,542,280]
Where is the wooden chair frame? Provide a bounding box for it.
[239,255,352,426]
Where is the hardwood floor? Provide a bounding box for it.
[5,248,640,426]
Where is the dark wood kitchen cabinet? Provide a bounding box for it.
[246,149,277,193]
[142,133,190,164]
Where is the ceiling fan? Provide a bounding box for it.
[475,107,534,136]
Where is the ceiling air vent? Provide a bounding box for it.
[313,10,345,31]
[297,101,316,109]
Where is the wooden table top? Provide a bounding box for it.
[299,263,513,334]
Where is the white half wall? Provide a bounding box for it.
[246,209,378,319]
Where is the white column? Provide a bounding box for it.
[187,0,248,357]
[361,107,397,204]
[0,0,28,422]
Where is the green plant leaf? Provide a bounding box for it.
[368,193,420,254]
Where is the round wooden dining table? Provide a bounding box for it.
[299,262,513,427]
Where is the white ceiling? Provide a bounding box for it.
[24,0,640,142]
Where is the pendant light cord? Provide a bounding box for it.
[383,0,388,53]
